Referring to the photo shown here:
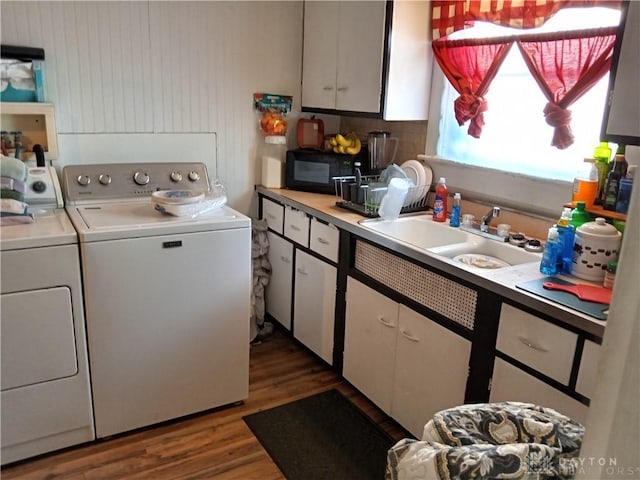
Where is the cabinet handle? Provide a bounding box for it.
[400,330,420,342]
[280,256,291,263]
[378,316,395,328]
[518,336,549,353]
[316,237,330,245]
[290,225,301,231]
[337,86,348,92]
[266,213,277,220]
[323,86,334,91]
[297,267,308,275]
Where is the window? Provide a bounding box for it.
[433,8,621,182]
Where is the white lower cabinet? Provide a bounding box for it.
[491,304,589,425]
[392,305,471,437]
[576,340,601,399]
[344,277,471,437]
[293,250,336,365]
[265,231,293,330]
[490,358,589,425]
[343,277,399,414]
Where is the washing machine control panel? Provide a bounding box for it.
[25,166,64,207]
[62,162,210,203]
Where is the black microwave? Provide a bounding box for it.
[285,149,367,194]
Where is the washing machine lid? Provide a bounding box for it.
[0,209,77,251]
[67,202,250,242]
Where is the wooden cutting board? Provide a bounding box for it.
[516,277,609,320]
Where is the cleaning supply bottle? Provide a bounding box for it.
[603,145,628,211]
[556,207,575,274]
[572,158,599,207]
[570,201,592,228]
[433,177,448,222]
[540,226,561,276]
[449,192,461,227]
[593,141,611,205]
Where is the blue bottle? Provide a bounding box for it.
[556,208,575,274]
[540,226,560,276]
[450,193,461,227]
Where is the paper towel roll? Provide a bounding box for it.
[261,155,284,188]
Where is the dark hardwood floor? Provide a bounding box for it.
[2,328,409,479]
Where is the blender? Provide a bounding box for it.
[367,131,398,173]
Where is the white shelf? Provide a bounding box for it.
[1,102,58,161]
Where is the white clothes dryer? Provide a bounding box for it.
[0,166,95,465]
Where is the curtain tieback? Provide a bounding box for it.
[455,93,488,138]
[544,102,574,149]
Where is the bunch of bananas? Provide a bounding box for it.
[327,132,362,155]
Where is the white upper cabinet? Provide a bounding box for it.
[301,1,432,120]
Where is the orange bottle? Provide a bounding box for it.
[572,158,599,207]
[433,177,448,222]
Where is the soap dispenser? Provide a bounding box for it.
[540,226,561,276]
[555,208,575,274]
[449,193,461,227]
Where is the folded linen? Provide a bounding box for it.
[1,198,29,214]
[0,155,27,182]
[1,189,24,202]
[0,210,34,225]
[0,176,27,193]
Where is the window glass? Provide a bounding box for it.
[435,8,621,182]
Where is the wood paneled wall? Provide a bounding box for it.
[1,1,304,213]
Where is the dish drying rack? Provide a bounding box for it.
[333,175,431,218]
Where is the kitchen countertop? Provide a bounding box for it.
[256,186,606,339]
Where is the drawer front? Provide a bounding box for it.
[576,340,601,399]
[490,358,588,425]
[262,198,284,234]
[284,207,310,247]
[496,304,577,385]
[309,217,339,263]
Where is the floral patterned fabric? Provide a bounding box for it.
[386,402,584,480]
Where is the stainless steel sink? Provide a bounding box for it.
[359,213,541,269]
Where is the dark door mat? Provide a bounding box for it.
[243,389,394,480]
[516,276,609,320]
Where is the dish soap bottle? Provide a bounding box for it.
[540,226,561,276]
[603,145,628,211]
[593,141,611,205]
[449,192,461,227]
[572,158,599,207]
[570,201,592,228]
[433,177,448,222]
[556,207,575,274]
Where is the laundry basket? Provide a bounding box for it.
[386,402,585,480]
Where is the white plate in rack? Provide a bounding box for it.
[400,160,428,204]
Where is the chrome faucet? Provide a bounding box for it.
[480,206,501,232]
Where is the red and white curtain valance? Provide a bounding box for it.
[431,0,622,40]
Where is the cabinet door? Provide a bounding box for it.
[301,2,339,109]
[293,250,336,365]
[343,277,398,414]
[335,1,386,113]
[265,232,293,330]
[261,197,284,235]
[576,340,602,399]
[490,358,589,425]
[302,1,385,113]
[391,305,471,437]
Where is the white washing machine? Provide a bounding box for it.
[62,162,251,439]
[0,165,95,465]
